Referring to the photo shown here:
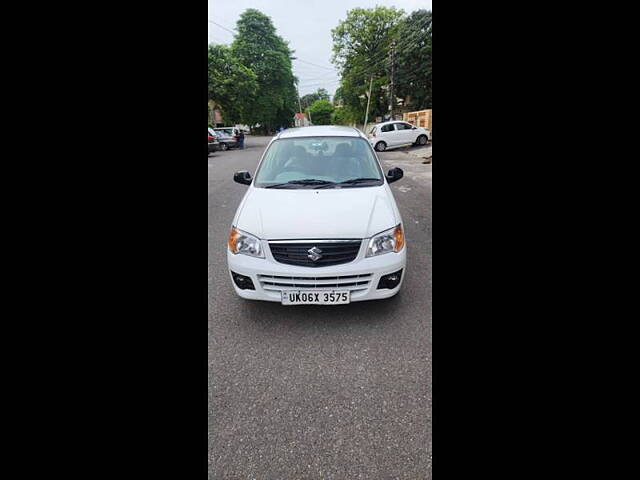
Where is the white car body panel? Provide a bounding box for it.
[234,186,399,240]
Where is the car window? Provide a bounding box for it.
[254,137,383,188]
[369,126,377,134]
[395,123,412,130]
[381,124,394,133]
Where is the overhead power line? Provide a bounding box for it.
[295,72,340,83]
[208,20,235,35]
[292,58,335,71]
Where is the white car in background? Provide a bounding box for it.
[227,126,407,305]
[367,120,429,152]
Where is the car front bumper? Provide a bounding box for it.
[227,242,406,303]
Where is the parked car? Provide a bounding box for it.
[216,127,241,137]
[208,130,220,153]
[367,120,429,152]
[213,127,240,150]
[227,125,406,305]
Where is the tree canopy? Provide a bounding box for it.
[231,9,297,132]
[300,88,330,110]
[207,8,297,131]
[395,10,432,110]
[308,99,334,125]
[331,7,432,124]
[208,7,431,130]
[207,44,257,125]
[331,6,404,124]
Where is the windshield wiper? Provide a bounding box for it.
[265,179,336,189]
[332,177,382,186]
[339,177,381,183]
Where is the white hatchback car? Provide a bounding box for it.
[227,126,407,305]
[367,120,429,152]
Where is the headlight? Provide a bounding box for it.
[228,227,264,258]
[366,224,405,257]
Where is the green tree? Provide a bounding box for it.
[308,99,334,125]
[300,88,330,109]
[332,86,344,106]
[208,44,257,124]
[331,6,404,123]
[331,106,353,125]
[395,10,432,110]
[231,9,297,132]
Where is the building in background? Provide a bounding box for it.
[294,112,311,127]
[403,109,432,131]
[208,100,225,127]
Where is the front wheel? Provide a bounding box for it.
[417,135,428,145]
[220,143,229,151]
[375,141,387,152]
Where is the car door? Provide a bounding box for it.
[220,128,235,143]
[394,122,414,145]
[379,123,397,147]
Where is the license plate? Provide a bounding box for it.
[281,290,350,305]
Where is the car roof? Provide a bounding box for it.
[277,125,366,140]
[374,120,407,126]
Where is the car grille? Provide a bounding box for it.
[268,240,362,267]
[258,273,373,292]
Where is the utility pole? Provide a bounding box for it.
[388,41,396,120]
[363,76,373,133]
[296,86,304,126]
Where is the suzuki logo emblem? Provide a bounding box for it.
[307,246,323,262]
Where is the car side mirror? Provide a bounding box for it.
[234,171,252,185]
[386,167,403,183]
[412,126,417,130]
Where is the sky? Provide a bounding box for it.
[208,0,432,98]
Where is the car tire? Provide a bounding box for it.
[220,143,229,151]
[375,141,387,152]
[417,135,428,145]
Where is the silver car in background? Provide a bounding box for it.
[213,127,240,151]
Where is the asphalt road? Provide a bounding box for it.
[208,135,432,479]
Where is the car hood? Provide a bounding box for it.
[235,185,398,240]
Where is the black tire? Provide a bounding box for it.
[375,141,387,152]
[220,143,229,151]
[417,135,428,145]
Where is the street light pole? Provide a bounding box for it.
[388,41,396,120]
[363,76,373,133]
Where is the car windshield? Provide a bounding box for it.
[254,137,383,188]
